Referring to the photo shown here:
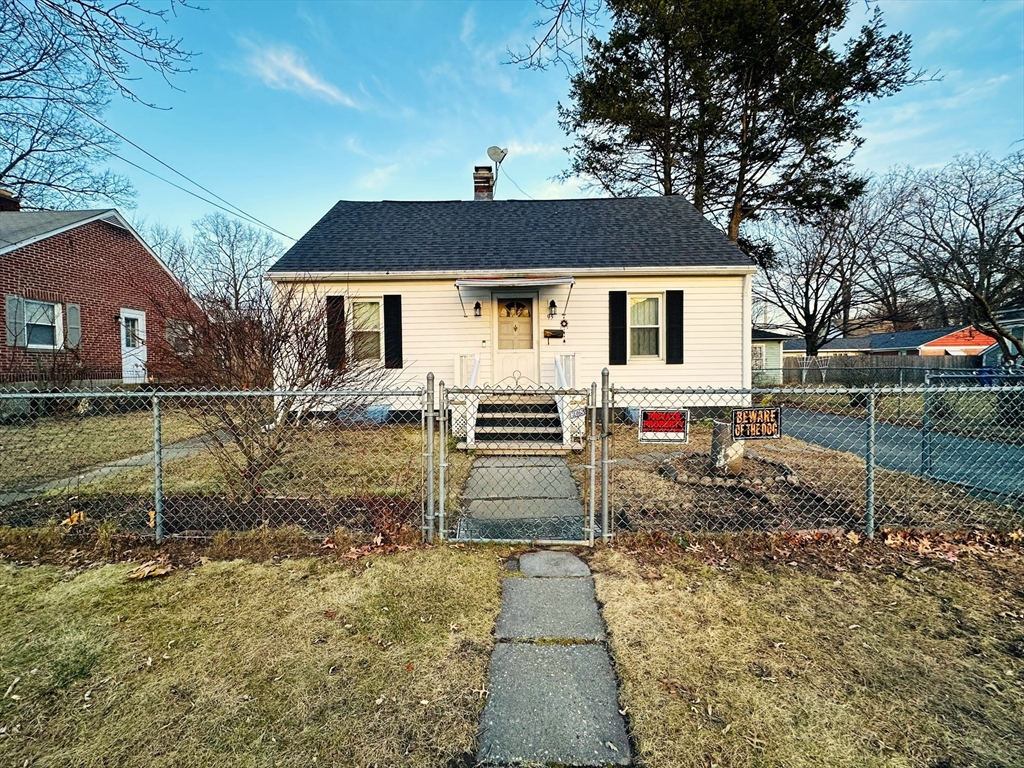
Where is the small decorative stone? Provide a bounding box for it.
[657,461,679,483]
[700,477,713,486]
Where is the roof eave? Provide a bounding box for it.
[266,264,757,281]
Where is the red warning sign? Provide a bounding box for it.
[639,409,690,443]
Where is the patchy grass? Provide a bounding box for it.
[0,411,204,489]
[0,546,501,767]
[52,426,472,504]
[591,543,1024,768]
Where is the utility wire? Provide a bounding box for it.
[67,102,296,240]
[32,88,297,241]
[501,167,536,200]
[0,133,296,240]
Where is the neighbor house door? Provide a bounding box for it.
[493,296,538,384]
[120,308,147,383]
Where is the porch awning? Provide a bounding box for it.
[454,276,574,288]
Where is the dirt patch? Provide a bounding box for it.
[603,421,1018,533]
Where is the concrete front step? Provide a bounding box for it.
[458,440,579,454]
[476,425,562,435]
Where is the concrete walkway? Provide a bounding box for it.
[456,456,588,541]
[477,550,631,766]
[0,432,222,507]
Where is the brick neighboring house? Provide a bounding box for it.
[1,191,198,387]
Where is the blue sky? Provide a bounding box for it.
[106,0,1024,242]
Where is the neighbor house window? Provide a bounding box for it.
[751,344,766,371]
[352,300,382,361]
[629,294,660,357]
[25,300,62,349]
[165,319,194,355]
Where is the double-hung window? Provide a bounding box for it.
[629,294,660,358]
[25,300,62,349]
[751,344,766,371]
[352,299,382,361]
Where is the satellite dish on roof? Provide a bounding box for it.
[487,146,508,165]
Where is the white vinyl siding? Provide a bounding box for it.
[283,274,747,392]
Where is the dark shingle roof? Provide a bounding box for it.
[0,210,113,253]
[752,329,791,341]
[268,197,754,274]
[784,336,873,353]
[784,326,969,354]
[869,327,961,350]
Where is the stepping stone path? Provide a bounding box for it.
[477,550,631,766]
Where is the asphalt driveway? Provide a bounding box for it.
[782,408,1024,501]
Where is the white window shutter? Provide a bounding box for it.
[5,294,25,347]
[66,304,82,349]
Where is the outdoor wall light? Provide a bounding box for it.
[473,301,482,317]
[548,299,557,318]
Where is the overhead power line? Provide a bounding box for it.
[63,103,296,241]
[0,133,295,241]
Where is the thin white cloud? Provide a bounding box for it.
[505,140,562,157]
[356,163,401,191]
[241,40,359,108]
[460,7,476,47]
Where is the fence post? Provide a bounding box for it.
[425,373,435,544]
[864,390,876,539]
[600,368,610,543]
[152,394,164,544]
[437,380,446,542]
[589,381,598,547]
[921,374,932,476]
[897,368,904,420]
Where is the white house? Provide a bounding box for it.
[268,168,755,450]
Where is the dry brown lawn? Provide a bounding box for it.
[591,544,1024,768]
[0,546,501,767]
[0,411,204,489]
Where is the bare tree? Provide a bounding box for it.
[0,0,197,207]
[145,215,398,502]
[754,211,872,357]
[898,152,1024,365]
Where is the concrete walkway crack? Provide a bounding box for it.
[477,550,631,767]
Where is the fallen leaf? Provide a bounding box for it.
[324,610,338,620]
[3,677,20,699]
[61,510,86,529]
[126,561,173,580]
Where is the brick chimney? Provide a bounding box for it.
[473,165,494,201]
[0,187,20,212]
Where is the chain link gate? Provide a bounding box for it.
[436,381,597,544]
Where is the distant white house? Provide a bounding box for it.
[267,168,756,450]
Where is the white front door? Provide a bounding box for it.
[493,296,538,384]
[120,308,147,383]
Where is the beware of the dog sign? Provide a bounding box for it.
[731,407,782,440]
[639,409,690,443]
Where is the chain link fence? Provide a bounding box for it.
[0,386,427,541]
[2,376,1022,544]
[605,383,1024,537]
